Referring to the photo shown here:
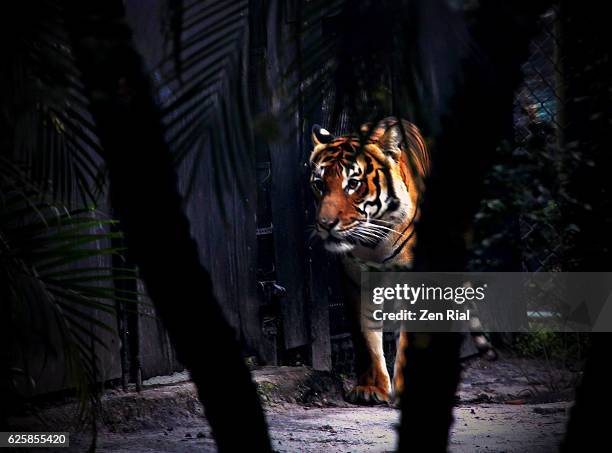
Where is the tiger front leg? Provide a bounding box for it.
[342,260,391,404]
[347,329,392,405]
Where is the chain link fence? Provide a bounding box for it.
[330,7,567,372]
[513,5,567,273]
[514,6,562,141]
[471,5,566,273]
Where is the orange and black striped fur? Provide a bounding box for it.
[309,117,430,404]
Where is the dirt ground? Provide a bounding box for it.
[63,403,569,453]
[21,357,576,452]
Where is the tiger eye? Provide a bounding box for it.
[347,179,361,191]
[312,179,325,193]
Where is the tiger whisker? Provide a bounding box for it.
[361,222,404,236]
[350,226,381,239]
[349,231,379,244]
[353,227,387,241]
[357,219,405,236]
[354,224,385,236]
[356,223,391,236]
[368,219,399,227]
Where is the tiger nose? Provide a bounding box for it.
[318,216,339,230]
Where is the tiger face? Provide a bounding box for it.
[308,119,429,256]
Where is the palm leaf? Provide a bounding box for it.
[1,0,106,208]
[156,0,254,205]
[0,192,143,420]
[269,0,469,138]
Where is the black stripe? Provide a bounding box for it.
[392,203,420,247]
[392,222,413,247]
[383,228,415,263]
[362,169,383,215]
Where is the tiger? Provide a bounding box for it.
[309,117,495,405]
[309,117,429,405]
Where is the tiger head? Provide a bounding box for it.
[308,118,429,254]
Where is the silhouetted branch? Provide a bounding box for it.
[399,1,551,451]
[64,1,271,451]
[559,0,612,449]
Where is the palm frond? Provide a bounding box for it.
[1,0,106,208]
[157,0,253,204]
[269,0,469,139]
[0,192,144,420]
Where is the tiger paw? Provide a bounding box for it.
[346,385,390,405]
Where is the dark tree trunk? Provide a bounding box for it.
[562,334,610,452]
[557,2,612,270]
[558,1,612,450]
[398,1,551,451]
[64,1,271,451]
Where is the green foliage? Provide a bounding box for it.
[256,381,278,402]
[0,193,137,418]
[159,0,253,204]
[0,0,106,208]
[468,118,572,271]
[513,331,589,366]
[0,0,142,425]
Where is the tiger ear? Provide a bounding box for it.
[382,125,403,161]
[311,125,335,146]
